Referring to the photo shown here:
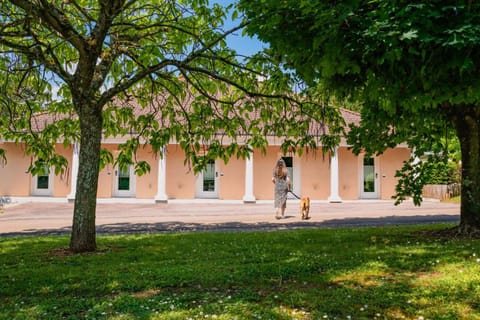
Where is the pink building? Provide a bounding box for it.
[0,109,410,202]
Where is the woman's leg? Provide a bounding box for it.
[281,203,286,218]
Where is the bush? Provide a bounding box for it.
[424,159,461,185]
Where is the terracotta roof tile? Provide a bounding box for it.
[28,100,361,138]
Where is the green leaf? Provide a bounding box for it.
[399,30,418,40]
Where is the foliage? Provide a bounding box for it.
[1,225,480,319]
[239,1,480,104]
[0,0,342,174]
[426,161,460,185]
[238,0,480,230]
[0,148,5,165]
[394,155,460,205]
[423,133,462,185]
[0,0,345,251]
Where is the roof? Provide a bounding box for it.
[340,108,361,132]
[22,98,361,139]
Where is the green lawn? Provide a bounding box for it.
[1,224,480,320]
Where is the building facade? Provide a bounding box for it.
[0,142,410,203]
[0,109,410,202]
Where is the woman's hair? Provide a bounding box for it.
[274,158,287,178]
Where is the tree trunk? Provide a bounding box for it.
[69,103,103,252]
[451,104,480,235]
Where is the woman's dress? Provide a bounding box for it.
[274,174,289,208]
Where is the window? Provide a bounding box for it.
[118,165,130,191]
[203,160,215,192]
[37,162,50,189]
[363,157,375,193]
[282,156,293,187]
[32,160,53,196]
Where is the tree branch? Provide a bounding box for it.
[9,0,87,55]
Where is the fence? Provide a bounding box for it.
[422,183,461,200]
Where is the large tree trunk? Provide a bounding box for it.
[451,104,480,235]
[69,103,103,252]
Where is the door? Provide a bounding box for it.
[360,156,379,199]
[31,161,53,196]
[113,164,136,197]
[195,159,218,198]
[282,156,300,199]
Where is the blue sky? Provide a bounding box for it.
[212,0,267,57]
[226,30,266,57]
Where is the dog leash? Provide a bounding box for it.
[288,190,301,199]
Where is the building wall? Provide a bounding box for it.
[0,142,74,197]
[52,144,74,197]
[299,150,330,199]
[218,156,245,200]
[338,147,359,199]
[165,145,195,199]
[0,142,411,201]
[252,146,280,200]
[0,142,31,196]
[135,145,159,199]
[379,147,410,200]
[97,144,116,198]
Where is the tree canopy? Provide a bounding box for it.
[239,0,480,235]
[0,0,343,252]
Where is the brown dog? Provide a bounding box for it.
[300,197,310,220]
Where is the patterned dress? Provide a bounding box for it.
[273,172,289,209]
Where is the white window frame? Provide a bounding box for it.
[113,164,136,197]
[31,162,54,196]
[359,155,380,199]
[195,159,219,199]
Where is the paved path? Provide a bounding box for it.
[0,199,460,236]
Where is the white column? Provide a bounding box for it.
[328,147,342,202]
[67,142,79,202]
[242,153,256,203]
[154,147,168,203]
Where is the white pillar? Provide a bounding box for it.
[328,147,342,202]
[242,153,256,203]
[154,147,168,203]
[67,142,79,202]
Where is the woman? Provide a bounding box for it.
[272,158,291,219]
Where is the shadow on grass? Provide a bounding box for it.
[0,214,460,237]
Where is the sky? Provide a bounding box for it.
[211,0,267,57]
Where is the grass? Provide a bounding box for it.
[442,196,461,204]
[1,224,480,320]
